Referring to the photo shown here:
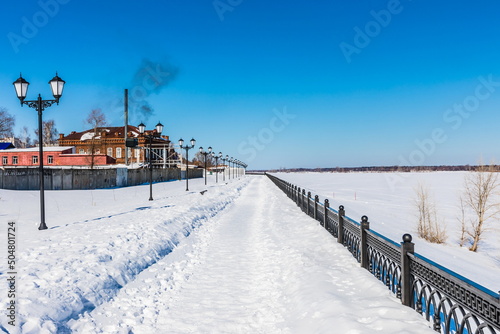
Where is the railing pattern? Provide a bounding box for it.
[266,173,500,334]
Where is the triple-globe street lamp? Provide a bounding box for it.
[179,138,196,191]
[13,73,65,230]
[138,122,163,201]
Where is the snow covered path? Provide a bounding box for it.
[70,176,433,333]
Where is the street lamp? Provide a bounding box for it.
[179,138,196,191]
[13,73,65,230]
[138,122,163,200]
[226,155,230,180]
[221,154,226,182]
[199,146,212,185]
[213,152,222,183]
[230,157,234,180]
[235,160,240,178]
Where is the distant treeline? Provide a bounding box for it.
[251,165,500,173]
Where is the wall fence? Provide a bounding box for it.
[0,167,203,190]
[266,173,500,334]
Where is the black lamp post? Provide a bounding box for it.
[213,152,222,183]
[13,73,65,230]
[138,122,163,200]
[226,155,231,180]
[179,138,196,191]
[230,157,234,180]
[221,155,226,182]
[199,146,212,185]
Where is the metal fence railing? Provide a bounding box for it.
[266,173,500,334]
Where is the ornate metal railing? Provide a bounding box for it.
[266,173,500,334]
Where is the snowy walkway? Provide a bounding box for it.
[70,177,433,333]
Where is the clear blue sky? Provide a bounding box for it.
[1,0,500,170]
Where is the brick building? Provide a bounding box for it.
[0,146,115,167]
[58,125,177,166]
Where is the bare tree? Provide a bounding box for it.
[0,107,15,139]
[462,165,500,252]
[414,182,447,244]
[34,120,59,146]
[85,109,108,169]
[457,196,468,247]
[193,151,215,168]
[17,126,33,148]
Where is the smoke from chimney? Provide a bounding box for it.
[129,57,179,122]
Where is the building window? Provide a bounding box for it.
[2,156,7,165]
[95,149,100,154]
[32,156,39,164]
[79,149,85,154]
[12,156,18,164]
[107,147,113,157]
[116,147,122,158]
[47,155,54,164]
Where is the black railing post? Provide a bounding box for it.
[360,215,370,270]
[302,189,306,212]
[401,233,415,307]
[323,198,329,229]
[314,195,319,220]
[297,187,301,207]
[307,191,311,216]
[338,205,345,244]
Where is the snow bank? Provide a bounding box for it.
[0,177,249,333]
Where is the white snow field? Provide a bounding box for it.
[273,171,500,293]
[0,174,435,333]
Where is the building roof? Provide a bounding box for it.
[0,143,15,150]
[0,146,74,153]
[60,126,142,141]
[59,125,171,144]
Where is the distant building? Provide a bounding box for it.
[0,137,32,149]
[0,146,115,167]
[58,125,178,167]
[0,142,15,150]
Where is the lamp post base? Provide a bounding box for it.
[38,222,48,230]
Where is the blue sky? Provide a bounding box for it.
[1,0,500,170]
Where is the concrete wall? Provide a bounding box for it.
[0,167,203,190]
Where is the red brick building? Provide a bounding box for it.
[58,125,176,166]
[0,147,115,167]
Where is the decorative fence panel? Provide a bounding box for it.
[265,173,500,334]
